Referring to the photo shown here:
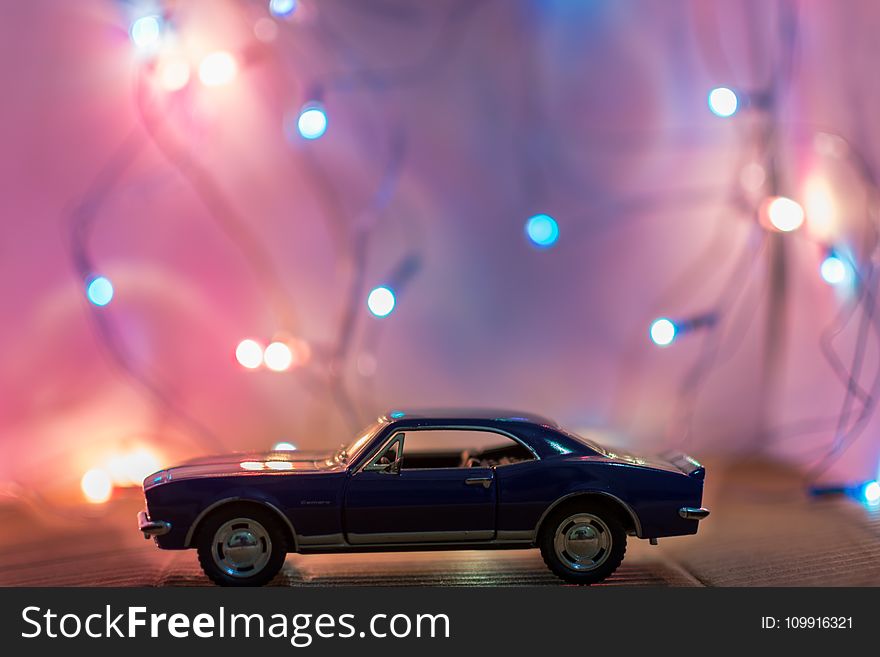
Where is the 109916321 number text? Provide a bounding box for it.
[761,616,853,630]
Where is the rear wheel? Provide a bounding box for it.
[539,502,627,585]
[196,504,288,587]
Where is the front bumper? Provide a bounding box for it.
[138,510,172,539]
[679,507,710,521]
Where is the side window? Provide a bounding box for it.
[399,429,535,470]
[364,434,402,471]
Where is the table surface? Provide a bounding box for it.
[2,459,879,587]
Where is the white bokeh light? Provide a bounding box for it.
[264,341,293,371]
[81,468,113,504]
[367,286,396,317]
[766,196,805,232]
[198,51,238,87]
[708,87,738,117]
[650,318,677,347]
[235,339,264,369]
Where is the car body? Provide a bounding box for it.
[138,409,709,585]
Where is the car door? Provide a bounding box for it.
[343,429,497,544]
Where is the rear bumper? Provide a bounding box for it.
[678,507,710,521]
[137,510,172,539]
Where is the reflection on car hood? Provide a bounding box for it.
[160,450,343,483]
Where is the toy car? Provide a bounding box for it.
[138,410,709,586]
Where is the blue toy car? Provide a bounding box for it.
[138,410,709,586]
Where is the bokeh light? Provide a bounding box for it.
[804,176,837,241]
[269,0,298,17]
[650,318,677,347]
[107,449,162,487]
[266,460,294,470]
[297,105,328,139]
[820,254,849,286]
[86,276,114,306]
[264,341,293,371]
[708,87,738,117]
[156,55,191,92]
[235,339,264,369]
[367,286,396,317]
[130,15,162,50]
[864,480,880,505]
[198,51,238,87]
[240,461,265,471]
[81,468,112,504]
[273,441,297,451]
[525,214,559,248]
[765,196,805,232]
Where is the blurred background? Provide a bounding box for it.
[2,0,880,513]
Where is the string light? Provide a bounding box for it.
[820,254,848,286]
[649,318,677,347]
[130,15,163,51]
[86,276,114,306]
[235,339,264,369]
[367,286,396,317]
[525,213,559,248]
[264,341,293,371]
[273,441,297,451]
[297,104,328,139]
[764,196,804,232]
[80,468,112,504]
[269,0,298,18]
[707,86,738,117]
[198,51,238,87]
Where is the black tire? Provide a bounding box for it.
[539,501,627,585]
[196,503,288,587]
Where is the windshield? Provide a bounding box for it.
[331,420,385,466]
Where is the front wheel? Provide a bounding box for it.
[196,504,288,587]
[539,503,627,585]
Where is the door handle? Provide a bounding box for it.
[465,476,493,489]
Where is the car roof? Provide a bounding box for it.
[379,408,558,428]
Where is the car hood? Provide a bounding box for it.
[145,450,344,488]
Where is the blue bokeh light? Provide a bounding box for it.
[269,0,297,17]
[708,87,738,117]
[130,15,162,50]
[297,105,328,140]
[525,214,559,248]
[820,254,849,286]
[87,276,114,307]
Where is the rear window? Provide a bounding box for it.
[556,428,609,456]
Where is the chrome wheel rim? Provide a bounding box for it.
[553,513,611,572]
[212,517,272,578]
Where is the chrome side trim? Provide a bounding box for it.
[679,507,710,520]
[535,491,643,538]
[347,530,494,545]
[137,511,171,538]
[183,497,297,550]
[297,532,346,546]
